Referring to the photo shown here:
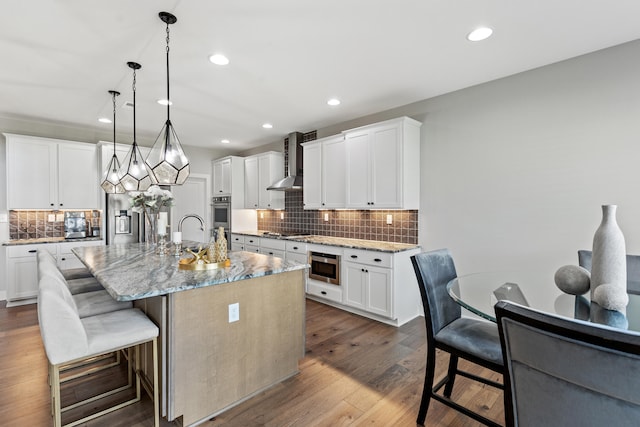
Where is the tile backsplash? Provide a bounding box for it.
[9,210,101,240]
[256,192,418,244]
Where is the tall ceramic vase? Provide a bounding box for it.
[590,204,626,302]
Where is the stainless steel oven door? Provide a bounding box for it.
[211,196,231,248]
[309,252,340,285]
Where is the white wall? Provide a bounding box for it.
[311,39,640,278]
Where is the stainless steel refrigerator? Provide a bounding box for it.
[105,194,144,245]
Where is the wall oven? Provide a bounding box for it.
[309,251,341,285]
[211,196,231,248]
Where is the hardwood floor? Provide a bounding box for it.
[0,299,504,426]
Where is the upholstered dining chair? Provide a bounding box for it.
[495,300,640,427]
[578,250,640,294]
[410,249,504,427]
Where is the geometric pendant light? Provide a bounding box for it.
[100,90,126,194]
[145,11,190,186]
[117,61,157,192]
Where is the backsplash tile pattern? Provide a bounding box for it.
[257,192,418,244]
[9,210,101,240]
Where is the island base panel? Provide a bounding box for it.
[169,270,305,425]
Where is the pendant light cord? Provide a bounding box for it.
[166,22,171,122]
[111,91,117,152]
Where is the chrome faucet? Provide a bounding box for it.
[178,214,206,243]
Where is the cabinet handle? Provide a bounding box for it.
[269,252,274,255]
[219,190,223,193]
[374,258,382,262]
[293,246,298,250]
[365,269,369,273]
[28,249,37,253]
[321,291,327,295]
[50,203,54,206]
[351,255,358,259]
[60,203,63,206]
[361,268,365,272]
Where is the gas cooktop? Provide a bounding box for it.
[261,231,311,238]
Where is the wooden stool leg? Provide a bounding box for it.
[52,364,62,427]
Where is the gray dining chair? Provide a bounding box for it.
[578,250,640,294]
[495,300,640,427]
[411,249,504,427]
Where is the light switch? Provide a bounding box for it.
[386,214,393,225]
[280,212,284,220]
[0,213,7,223]
[324,213,329,222]
[228,302,240,323]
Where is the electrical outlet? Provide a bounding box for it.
[324,213,329,222]
[56,213,64,222]
[280,212,284,220]
[260,212,264,219]
[386,214,393,225]
[48,214,56,222]
[0,213,7,223]
[228,303,239,323]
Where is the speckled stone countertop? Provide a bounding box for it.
[234,230,419,253]
[3,236,104,246]
[72,241,308,301]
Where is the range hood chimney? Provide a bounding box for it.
[267,132,304,191]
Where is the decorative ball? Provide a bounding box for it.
[593,283,629,312]
[554,265,591,295]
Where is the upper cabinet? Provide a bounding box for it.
[5,133,99,209]
[302,135,346,209]
[301,116,421,210]
[212,156,245,208]
[345,117,421,209]
[244,151,284,209]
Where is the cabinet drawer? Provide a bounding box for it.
[260,248,285,259]
[245,236,260,246]
[260,237,286,251]
[230,234,245,244]
[307,279,342,303]
[343,248,392,268]
[244,244,260,253]
[7,244,55,258]
[230,242,244,252]
[285,241,307,255]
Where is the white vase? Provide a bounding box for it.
[590,205,626,303]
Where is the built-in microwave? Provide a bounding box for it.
[309,251,341,285]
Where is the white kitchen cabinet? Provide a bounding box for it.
[285,240,308,264]
[259,237,286,258]
[212,156,245,206]
[5,134,99,209]
[344,117,421,209]
[230,233,245,251]
[302,135,346,209]
[5,240,103,304]
[244,152,284,209]
[343,249,393,317]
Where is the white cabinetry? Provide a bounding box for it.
[5,134,99,209]
[302,135,346,209]
[259,237,286,259]
[285,240,308,264]
[5,240,104,304]
[344,117,421,209]
[244,152,284,209]
[212,156,245,206]
[230,233,245,251]
[343,249,392,318]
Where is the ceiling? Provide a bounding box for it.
[3,1,640,150]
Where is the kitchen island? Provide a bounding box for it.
[72,243,307,426]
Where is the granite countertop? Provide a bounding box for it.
[3,236,104,246]
[233,230,419,253]
[72,241,308,301]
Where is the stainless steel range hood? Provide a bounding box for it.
[267,132,304,191]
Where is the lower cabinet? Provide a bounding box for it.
[5,240,104,304]
[344,261,392,318]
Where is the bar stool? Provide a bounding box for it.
[37,249,104,294]
[38,286,159,427]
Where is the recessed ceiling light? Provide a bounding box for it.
[98,117,112,124]
[327,98,341,106]
[262,123,273,129]
[467,27,493,42]
[221,139,230,144]
[157,99,172,106]
[209,54,230,65]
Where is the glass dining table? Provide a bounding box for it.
[447,270,640,332]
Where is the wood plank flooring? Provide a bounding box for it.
[0,299,504,426]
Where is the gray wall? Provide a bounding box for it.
[307,39,640,278]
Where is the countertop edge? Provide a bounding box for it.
[3,237,105,246]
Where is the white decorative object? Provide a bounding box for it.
[554,265,590,295]
[593,283,630,312]
[172,231,182,244]
[590,204,627,308]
